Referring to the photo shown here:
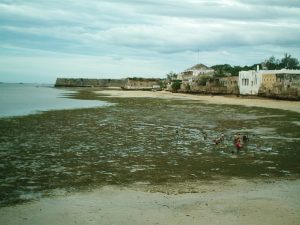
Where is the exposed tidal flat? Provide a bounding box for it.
[0,88,300,208]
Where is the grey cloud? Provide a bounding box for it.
[105,0,300,21]
[1,0,300,72]
[237,0,300,8]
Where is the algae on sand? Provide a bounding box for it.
[0,89,300,206]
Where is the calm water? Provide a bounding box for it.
[0,89,300,207]
[0,83,111,117]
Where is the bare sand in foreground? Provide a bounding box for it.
[1,179,299,225]
[96,90,300,113]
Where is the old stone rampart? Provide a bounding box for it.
[123,78,161,90]
[54,78,126,87]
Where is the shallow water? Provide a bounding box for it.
[0,89,299,206]
[0,84,111,117]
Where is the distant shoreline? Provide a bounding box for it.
[95,89,300,113]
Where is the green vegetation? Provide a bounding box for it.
[211,64,260,77]
[171,80,181,92]
[264,53,300,70]
[158,80,166,89]
[166,71,177,80]
[129,77,160,81]
[196,74,211,86]
[185,83,191,92]
[169,53,300,79]
[212,53,299,77]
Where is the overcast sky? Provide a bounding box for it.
[1,0,300,83]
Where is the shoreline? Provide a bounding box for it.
[95,89,300,113]
[1,178,299,225]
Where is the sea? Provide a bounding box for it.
[0,83,110,118]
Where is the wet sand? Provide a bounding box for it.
[96,90,300,113]
[1,179,299,225]
[1,89,299,225]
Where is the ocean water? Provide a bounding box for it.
[0,83,111,117]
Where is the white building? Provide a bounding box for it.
[177,64,214,84]
[238,70,262,95]
[239,67,300,95]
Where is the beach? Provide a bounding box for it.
[96,89,300,113]
[1,178,299,225]
[1,88,300,225]
[2,0,300,224]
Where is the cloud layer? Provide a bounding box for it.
[1,0,300,82]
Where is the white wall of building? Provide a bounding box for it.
[178,69,214,80]
[263,69,300,75]
[192,69,214,76]
[238,69,300,95]
[238,70,262,95]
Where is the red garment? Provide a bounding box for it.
[235,142,242,149]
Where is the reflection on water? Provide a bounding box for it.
[0,90,300,206]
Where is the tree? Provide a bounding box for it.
[196,75,211,86]
[211,64,259,77]
[264,54,299,70]
[158,80,166,89]
[264,56,280,70]
[166,71,177,80]
[280,53,299,69]
[231,66,243,76]
[171,80,181,92]
[211,64,232,77]
[185,83,191,92]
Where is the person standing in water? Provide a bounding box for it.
[175,127,180,141]
[233,133,243,152]
[214,134,224,145]
[235,139,243,150]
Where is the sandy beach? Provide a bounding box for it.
[1,179,299,225]
[96,89,300,113]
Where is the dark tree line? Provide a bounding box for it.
[264,53,299,70]
[211,53,299,77]
[166,53,299,81]
[211,64,257,77]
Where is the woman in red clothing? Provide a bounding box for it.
[233,133,243,152]
[235,139,243,150]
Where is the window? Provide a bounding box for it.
[242,78,249,86]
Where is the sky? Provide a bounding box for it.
[1,0,300,83]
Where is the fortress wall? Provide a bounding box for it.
[55,78,126,87]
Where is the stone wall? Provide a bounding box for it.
[122,78,161,90]
[180,77,239,95]
[55,78,126,87]
[258,74,300,100]
[180,84,231,95]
